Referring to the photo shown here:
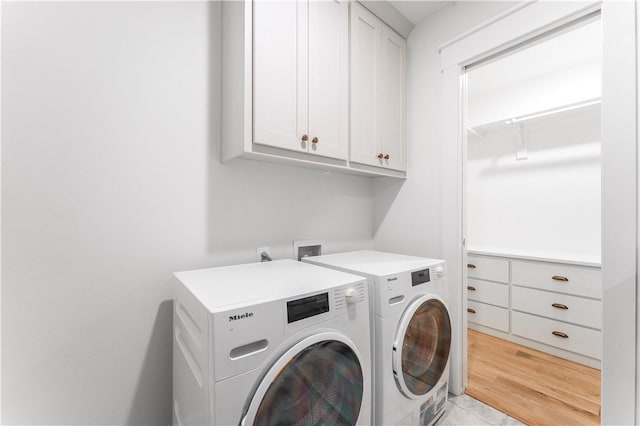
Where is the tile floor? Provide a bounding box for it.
[438,394,526,426]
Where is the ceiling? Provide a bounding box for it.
[389,1,451,25]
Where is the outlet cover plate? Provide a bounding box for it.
[293,240,322,261]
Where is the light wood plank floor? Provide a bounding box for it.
[466,329,601,426]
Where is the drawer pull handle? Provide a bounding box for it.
[552,331,569,339]
[552,303,569,310]
[552,275,569,282]
[467,286,476,291]
[467,308,476,314]
[467,264,476,269]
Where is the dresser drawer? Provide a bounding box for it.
[467,255,509,283]
[467,301,508,332]
[512,311,601,359]
[512,286,601,330]
[467,279,508,308]
[511,260,601,299]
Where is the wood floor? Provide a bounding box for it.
[466,329,601,425]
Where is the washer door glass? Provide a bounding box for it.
[394,297,451,397]
[251,339,364,426]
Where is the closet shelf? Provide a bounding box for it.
[468,97,601,138]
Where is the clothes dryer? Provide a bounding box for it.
[304,250,451,426]
[173,259,371,425]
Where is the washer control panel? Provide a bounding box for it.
[411,268,430,286]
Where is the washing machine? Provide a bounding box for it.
[304,250,451,426]
[172,259,372,426]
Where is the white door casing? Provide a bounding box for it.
[439,2,637,425]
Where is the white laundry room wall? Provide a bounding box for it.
[373,1,516,257]
[1,2,373,424]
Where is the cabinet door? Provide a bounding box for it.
[380,25,407,171]
[308,0,348,160]
[349,3,381,167]
[253,1,307,152]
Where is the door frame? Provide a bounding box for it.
[439,2,637,424]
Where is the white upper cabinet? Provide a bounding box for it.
[253,1,303,153]
[350,2,407,172]
[350,3,380,167]
[380,25,407,171]
[253,0,348,160]
[222,1,408,178]
[308,1,349,160]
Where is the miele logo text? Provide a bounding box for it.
[229,312,254,321]
[387,277,398,282]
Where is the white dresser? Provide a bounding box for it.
[466,249,601,368]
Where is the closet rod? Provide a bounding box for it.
[505,97,601,125]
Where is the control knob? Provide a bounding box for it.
[345,288,358,304]
[434,266,445,277]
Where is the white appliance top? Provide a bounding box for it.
[305,250,444,277]
[175,259,365,313]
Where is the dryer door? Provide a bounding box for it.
[392,295,451,399]
[240,332,365,426]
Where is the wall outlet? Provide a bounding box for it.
[257,247,271,262]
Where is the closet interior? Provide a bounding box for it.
[464,17,602,425]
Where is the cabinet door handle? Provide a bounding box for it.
[467,264,476,269]
[312,136,319,144]
[467,286,476,291]
[301,134,308,142]
[384,154,390,160]
[552,275,569,282]
[377,153,384,159]
[552,303,569,310]
[467,308,476,314]
[552,331,569,338]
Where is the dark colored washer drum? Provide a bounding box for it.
[253,340,364,426]
[395,297,452,397]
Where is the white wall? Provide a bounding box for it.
[373,1,516,257]
[372,0,516,397]
[466,108,602,259]
[1,2,373,424]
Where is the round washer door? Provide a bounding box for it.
[392,295,451,399]
[241,332,365,426]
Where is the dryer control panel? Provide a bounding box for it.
[287,293,330,323]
